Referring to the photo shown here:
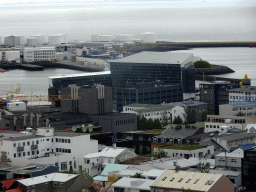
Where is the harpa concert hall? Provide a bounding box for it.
[48,51,196,110]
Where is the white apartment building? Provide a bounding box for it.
[229,86,256,103]
[215,148,244,172]
[83,146,137,176]
[204,115,256,133]
[122,104,184,123]
[23,47,56,62]
[0,127,98,171]
[219,102,256,117]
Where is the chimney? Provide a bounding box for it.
[79,166,82,175]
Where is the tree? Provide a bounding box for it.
[197,162,210,173]
[201,111,207,122]
[161,111,169,126]
[153,119,162,129]
[138,145,143,156]
[155,148,168,158]
[183,108,197,124]
[193,60,211,68]
[236,111,245,116]
[137,115,142,130]
[140,116,148,129]
[131,172,142,178]
[147,118,154,130]
[173,116,183,124]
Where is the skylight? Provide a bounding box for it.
[170,177,175,182]
[194,179,199,184]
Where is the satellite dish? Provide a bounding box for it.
[72,126,77,132]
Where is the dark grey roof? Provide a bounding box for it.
[6,135,45,141]
[163,100,207,107]
[154,125,200,139]
[186,131,219,140]
[199,139,226,152]
[219,133,256,142]
[54,132,86,137]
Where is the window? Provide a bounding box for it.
[60,183,63,187]
[23,142,25,146]
[45,183,49,188]
[185,179,191,183]
[178,178,183,182]
[14,153,16,158]
[23,152,26,156]
[27,141,30,145]
[194,179,199,184]
[162,177,167,181]
[169,177,175,182]
[36,140,39,144]
[13,143,16,148]
[108,158,111,163]
[27,151,30,156]
[53,182,58,187]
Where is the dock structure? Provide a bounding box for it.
[54,61,105,72]
[18,64,44,71]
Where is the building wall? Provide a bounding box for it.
[219,103,256,117]
[92,113,137,133]
[215,155,242,171]
[24,47,56,62]
[229,90,256,103]
[208,175,235,192]
[154,145,214,159]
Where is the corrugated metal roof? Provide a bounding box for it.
[101,164,129,176]
[151,170,222,191]
[84,147,126,158]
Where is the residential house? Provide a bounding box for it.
[17,170,92,192]
[113,178,154,192]
[150,170,235,192]
[83,146,137,176]
[215,148,244,172]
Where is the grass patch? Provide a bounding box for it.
[139,129,165,134]
[164,122,205,128]
[159,144,206,150]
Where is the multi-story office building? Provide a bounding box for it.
[54,44,76,52]
[199,81,240,115]
[116,81,183,111]
[23,47,56,62]
[229,86,256,103]
[242,148,256,190]
[110,51,195,97]
[219,102,256,117]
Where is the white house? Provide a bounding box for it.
[112,177,154,192]
[0,127,98,172]
[83,146,137,176]
[122,104,185,123]
[215,148,244,172]
[23,47,56,62]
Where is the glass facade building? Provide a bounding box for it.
[116,81,183,111]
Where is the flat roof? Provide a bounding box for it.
[54,132,88,137]
[5,135,45,141]
[109,51,193,67]
[218,132,256,142]
[49,71,111,79]
[112,178,155,191]
[17,173,77,186]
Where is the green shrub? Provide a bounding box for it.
[193,60,211,68]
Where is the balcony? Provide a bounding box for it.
[31,145,38,150]
[17,147,24,152]
[92,162,102,167]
